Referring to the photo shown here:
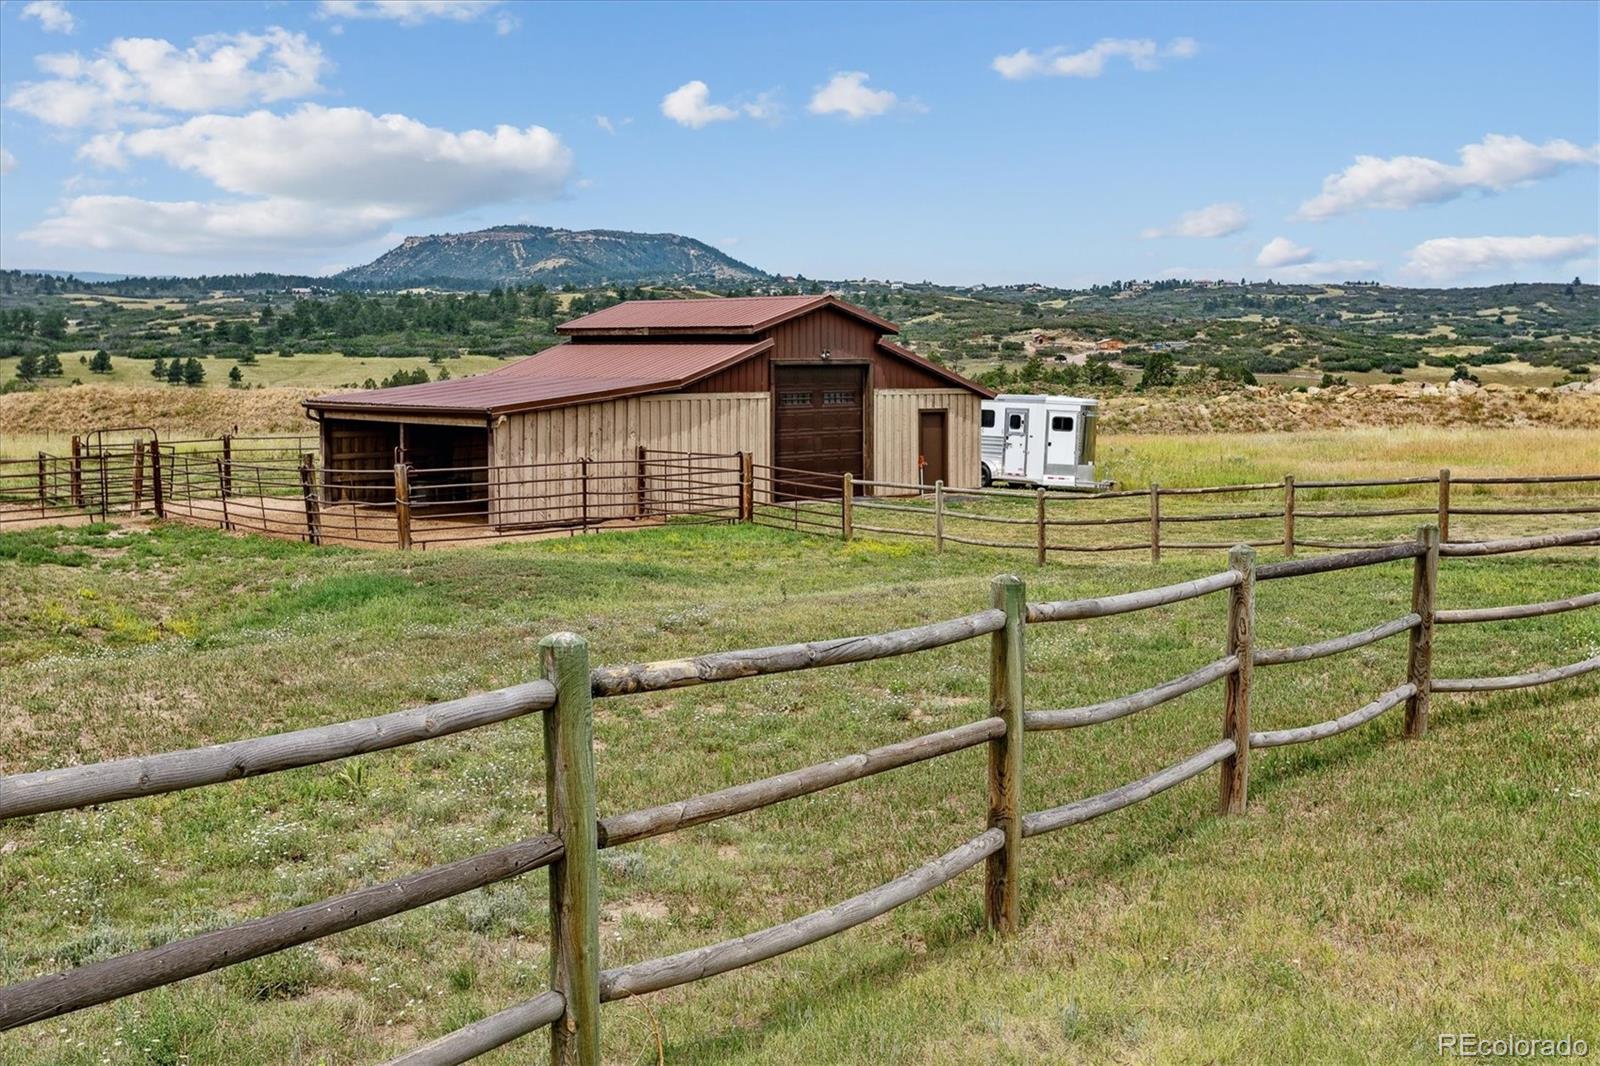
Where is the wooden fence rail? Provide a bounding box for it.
[0,526,1596,1061]
[6,436,1595,569]
[738,466,1600,564]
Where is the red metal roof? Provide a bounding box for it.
[305,340,774,417]
[558,294,898,335]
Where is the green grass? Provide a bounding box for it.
[1,518,1596,1064]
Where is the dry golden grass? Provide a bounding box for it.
[1,384,316,445]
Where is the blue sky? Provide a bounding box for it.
[1,0,1596,286]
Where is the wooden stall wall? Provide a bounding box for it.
[320,418,397,503]
[872,390,981,494]
[492,392,772,526]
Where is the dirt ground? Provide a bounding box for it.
[113,495,708,550]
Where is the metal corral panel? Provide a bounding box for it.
[872,389,981,493]
[491,392,772,526]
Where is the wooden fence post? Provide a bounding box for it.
[132,440,145,515]
[1437,468,1451,544]
[636,445,648,519]
[1149,482,1161,564]
[215,460,231,531]
[934,480,945,553]
[986,574,1025,934]
[1282,474,1295,558]
[579,458,590,531]
[221,433,233,500]
[150,442,165,519]
[841,472,854,540]
[299,453,321,545]
[541,633,601,1066]
[36,452,47,516]
[1219,545,1255,815]
[1404,525,1439,738]
[70,435,83,509]
[394,463,412,550]
[97,446,111,521]
[740,451,754,522]
[1035,487,1047,567]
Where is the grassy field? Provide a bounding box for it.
[1099,426,1600,487]
[1,492,1596,1060]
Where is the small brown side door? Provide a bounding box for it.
[918,409,948,486]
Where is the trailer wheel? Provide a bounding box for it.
[980,463,993,488]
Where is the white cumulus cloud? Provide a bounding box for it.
[1403,234,1599,281]
[21,0,75,34]
[1298,133,1600,220]
[23,196,404,254]
[1256,236,1314,268]
[317,1,505,25]
[0,148,17,174]
[1141,202,1249,239]
[30,104,573,255]
[993,37,1197,80]
[807,72,905,119]
[659,81,777,128]
[660,80,738,128]
[1270,258,1379,282]
[5,27,328,128]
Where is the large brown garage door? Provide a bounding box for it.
[774,364,865,497]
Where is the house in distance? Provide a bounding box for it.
[303,294,990,523]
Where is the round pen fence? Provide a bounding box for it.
[1,525,1595,1063]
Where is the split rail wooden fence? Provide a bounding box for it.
[1,525,1595,1063]
[750,466,1600,561]
[5,433,1596,559]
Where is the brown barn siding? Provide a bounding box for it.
[874,353,960,390]
[682,356,770,393]
[766,305,883,364]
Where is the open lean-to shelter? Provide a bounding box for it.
[303,294,991,525]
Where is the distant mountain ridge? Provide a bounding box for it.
[336,225,769,288]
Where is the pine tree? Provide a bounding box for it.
[151,357,167,380]
[182,357,205,386]
[37,310,67,340]
[40,352,64,376]
[228,365,244,387]
[16,351,39,381]
[167,358,184,384]
[1137,351,1177,390]
[88,349,113,374]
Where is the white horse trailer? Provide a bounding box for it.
[979,394,1106,489]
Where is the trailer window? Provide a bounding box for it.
[1007,413,1024,431]
[1051,416,1074,432]
[981,410,995,428]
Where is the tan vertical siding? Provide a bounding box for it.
[492,393,771,525]
[871,390,980,494]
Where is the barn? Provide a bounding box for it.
[303,294,989,524]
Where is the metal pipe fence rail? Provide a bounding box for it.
[144,447,746,548]
[1,433,748,546]
[1,526,1595,1062]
